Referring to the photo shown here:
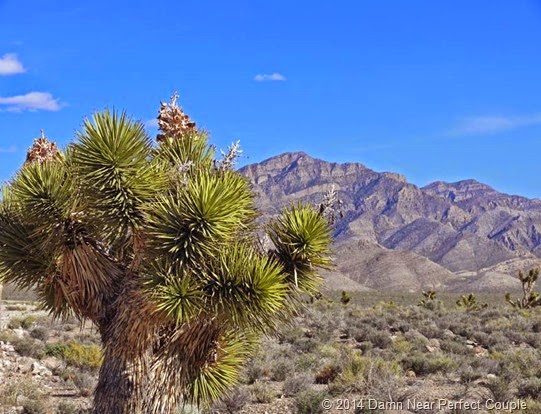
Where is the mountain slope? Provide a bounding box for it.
[240,152,541,291]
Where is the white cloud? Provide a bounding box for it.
[254,72,286,82]
[0,92,64,112]
[145,118,159,128]
[0,53,25,75]
[451,113,541,135]
[0,146,17,153]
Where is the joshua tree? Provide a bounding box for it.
[0,96,333,413]
[456,293,487,312]
[340,290,351,305]
[506,268,541,309]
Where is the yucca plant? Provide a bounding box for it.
[456,293,487,312]
[506,268,541,309]
[0,95,333,414]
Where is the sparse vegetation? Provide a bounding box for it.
[2,290,541,412]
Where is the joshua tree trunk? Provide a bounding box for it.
[92,348,143,413]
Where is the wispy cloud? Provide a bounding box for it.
[145,118,159,128]
[0,92,65,112]
[254,72,286,82]
[450,113,541,135]
[0,53,25,75]
[0,146,17,153]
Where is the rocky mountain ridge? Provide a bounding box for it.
[240,152,541,291]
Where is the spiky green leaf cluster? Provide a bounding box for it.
[267,203,333,294]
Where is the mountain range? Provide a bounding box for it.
[240,152,541,292]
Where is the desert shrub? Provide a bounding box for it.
[483,331,510,349]
[417,322,442,339]
[44,342,69,358]
[401,353,456,376]
[392,320,410,333]
[58,367,78,382]
[315,363,341,384]
[63,342,102,371]
[294,352,320,371]
[499,348,541,379]
[366,331,392,349]
[73,371,96,397]
[0,378,44,405]
[278,326,304,345]
[294,389,327,414]
[292,336,318,353]
[282,374,312,397]
[9,314,39,329]
[22,399,47,414]
[0,329,16,343]
[485,376,513,401]
[447,322,474,338]
[55,402,78,414]
[329,354,402,397]
[439,338,467,355]
[525,333,541,348]
[241,359,264,384]
[356,341,373,354]
[269,358,294,381]
[469,357,500,375]
[45,341,102,371]
[30,326,49,341]
[458,367,483,386]
[250,381,274,403]
[211,386,250,413]
[517,377,541,399]
[12,336,45,358]
[392,337,413,353]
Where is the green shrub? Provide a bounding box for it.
[55,402,78,414]
[270,358,294,381]
[282,374,312,397]
[44,341,102,371]
[0,379,44,406]
[250,381,274,403]
[12,336,45,358]
[30,326,49,341]
[294,389,327,414]
[401,353,456,376]
[517,377,541,399]
[8,314,38,329]
[22,399,47,414]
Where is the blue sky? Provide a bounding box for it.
[1,1,541,197]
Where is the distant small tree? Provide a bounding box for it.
[340,290,351,305]
[418,290,436,306]
[506,268,541,309]
[418,290,442,311]
[456,293,487,312]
